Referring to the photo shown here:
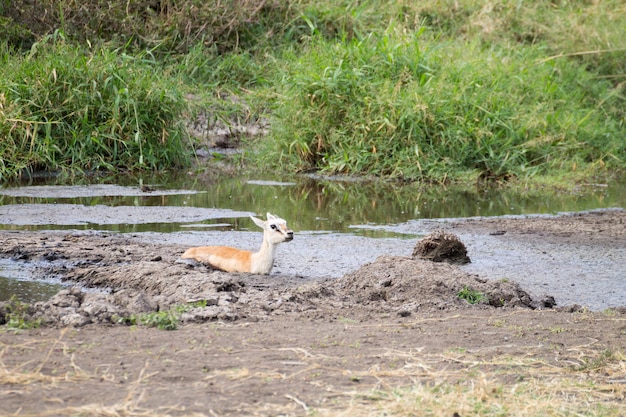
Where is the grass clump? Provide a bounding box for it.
[246,0,626,184]
[0,35,190,182]
[457,286,486,305]
[2,0,297,54]
[137,310,180,331]
[257,28,624,182]
[121,301,208,330]
[2,295,41,330]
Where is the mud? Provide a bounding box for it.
[412,230,471,264]
[0,204,253,226]
[0,184,201,198]
[0,209,624,327]
[1,209,625,416]
[0,231,544,328]
[399,209,626,309]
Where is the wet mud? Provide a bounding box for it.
[1,208,624,326]
[1,207,625,416]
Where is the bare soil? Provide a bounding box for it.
[1,210,625,416]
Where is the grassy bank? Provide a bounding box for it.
[260,33,623,182]
[253,0,625,183]
[0,36,190,181]
[0,0,624,184]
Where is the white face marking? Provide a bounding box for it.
[265,214,293,243]
[250,213,294,243]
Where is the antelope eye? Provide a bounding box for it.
[271,224,278,230]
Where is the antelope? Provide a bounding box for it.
[181,213,293,275]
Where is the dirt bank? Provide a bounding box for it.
[0,230,549,327]
[1,209,625,416]
[390,208,626,309]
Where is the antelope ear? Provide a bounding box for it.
[266,212,277,220]
[250,215,265,229]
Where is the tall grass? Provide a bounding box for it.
[2,0,300,54]
[0,36,190,181]
[247,0,625,183]
[256,30,623,182]
[0,0,624,184]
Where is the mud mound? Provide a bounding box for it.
[330,256,541,315]
[0,231,556,327]
[0,232,316,326]
[28,263,321,326]
[412,230,470,264]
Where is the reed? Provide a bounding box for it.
[0,36,190,181]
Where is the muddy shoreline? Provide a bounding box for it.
[1,209,625,416]
[0,209,624,328]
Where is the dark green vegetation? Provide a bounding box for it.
[2,295,41,330]
[457,286,487,305]
[1,1,624,184]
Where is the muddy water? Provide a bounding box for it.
[1,174,624,233]
[0,259,65,303]
[0,172,624,309]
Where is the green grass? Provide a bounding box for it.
[115,301,209,331]
[457,286,487,305]
[0,35,191,182]
[253,0,626,184]
[0,0,624,185]
[256,29,623,182]
[137,310,180,331]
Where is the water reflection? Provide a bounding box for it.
[0,171,624,234]
[0,276,64,303]
[121,174,625,232]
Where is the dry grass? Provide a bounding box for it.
[311,348,626,417]
[1,328,624,416]
[1,338,200,417]
[3,365,206,417]
[197,343,625,416]
[0,329,81,386]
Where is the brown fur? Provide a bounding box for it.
[181,213,293,275]
[181,246,252,273]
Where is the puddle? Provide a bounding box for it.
[0,175,624,234]
[0,172,624,307]
[0,259,66,303]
